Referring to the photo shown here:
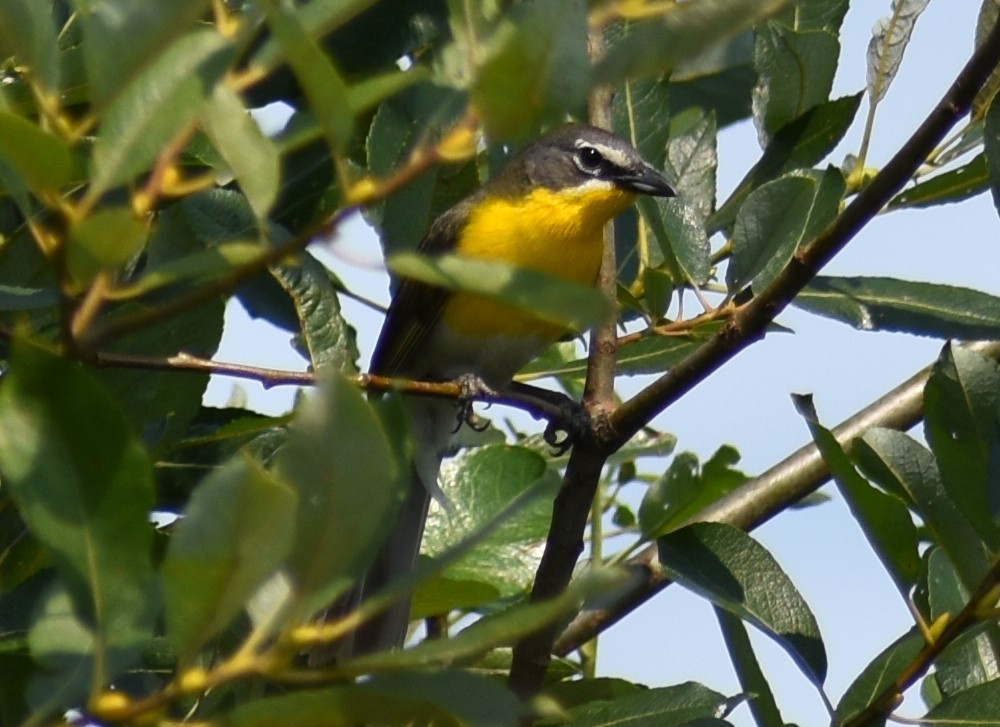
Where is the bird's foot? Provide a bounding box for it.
[542,396,591,455]
[452,373,496,433]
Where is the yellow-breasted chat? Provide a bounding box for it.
[347,122,675,656]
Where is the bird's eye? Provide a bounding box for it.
[576,145,604,170]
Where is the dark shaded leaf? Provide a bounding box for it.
[889,154,988,209]
[162,456,297,663]
[793,276,1000,339]
[716,607,784,727]
[794,394,920,596]
[922,678,1000,722]
[0,340,157,689]
[834,629,923,724]
[658,522,827,685]
[568,682,730,727]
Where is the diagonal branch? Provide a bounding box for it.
[606,16,1000,450]
[509,15,1000,699]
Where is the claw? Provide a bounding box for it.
[452,374,497,433]
[542,397,591,455]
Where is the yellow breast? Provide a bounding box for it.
[440,185,634,339]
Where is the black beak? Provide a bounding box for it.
[616,164,675,197]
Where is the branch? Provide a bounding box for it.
[606,16,1000,449]
[553,340,1000,654]
[510,16,1000,698]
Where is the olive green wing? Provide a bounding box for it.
[369,200,472,377]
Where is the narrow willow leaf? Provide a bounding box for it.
[277,373,403,618]
[67,206,148,285]
[518,331,704,380]
[752,23,840,143]
[423,445,555,594]
[0,113,74,194]
[162,456,297,663]
[90,28,234,197]
[26,583,94,713]
[794,394,920,596]
[71,0,212,105]
[473,0,588,138]
[922,678,1000,722]
[201,85,281,219]
[867,0,931,105]
[638,196,711,287]
[0,284,57,311]
[834,629,924,723]
[925,547,1000,696]
[793,276,1000,339]
[0,341,156,688]
[728,175,816,293]
[224,670,526,727]
[388,253,611,331]
[109,241,266,300]
[716,608,784,727]
[658,522,827,686]
[984,92,1000,216]
[711,93,862,232]
[569,682,731,727]
[270,253,360,374]
[855,429,990,589]
[889,154,989,209]
[264,0,353,154]
[0,0,59,93]
[923,344,1000,550]
[595,0,791,84]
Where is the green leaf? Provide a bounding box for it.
[270,253,360,375]
[752,24,839,142]
[984,91,1000,219]
[923,344,1000,550]
[90,28,234,197]
[110,241,267,300]
[793,276,1000,339]
[388,253,611,331]
[223,670,526,727]
[774,0,849,33]
[855,428,990,589]
[95,298,225,450]
[200,85,281,219]
[657,522,827,686]
[423,445,555,594]
[638,196,711,287]
[711,93,861,232]
[0,284,58,311]
[264,0,353,155]
[26,582,94,714]
[833,629,924,724]
[0,113,74,195]
[71,0,213,106]
[568,682,730,727]
[889,154,989,209]
[973,0,1000,120]
[0,0,60,93]
[613,78,672,170]
[346,568,630,673]
[473,0,588,139]
[727,174,816,293]
[925,547,1000,696]
[639,452,699,538]
[716,608,784,727]
[162,455,297,663]
[67,207,148,285]
[0,340,156,688]
[867,0,930,106]
[793,394,921,596]
[922,678,1000,722]
[595,0,791,84]
[277,373,403,618]
[664,109,718,222]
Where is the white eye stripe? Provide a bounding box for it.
[573,139,632,169]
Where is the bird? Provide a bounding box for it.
[346,122,674,657]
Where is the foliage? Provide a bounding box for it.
[0,1,999,726]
